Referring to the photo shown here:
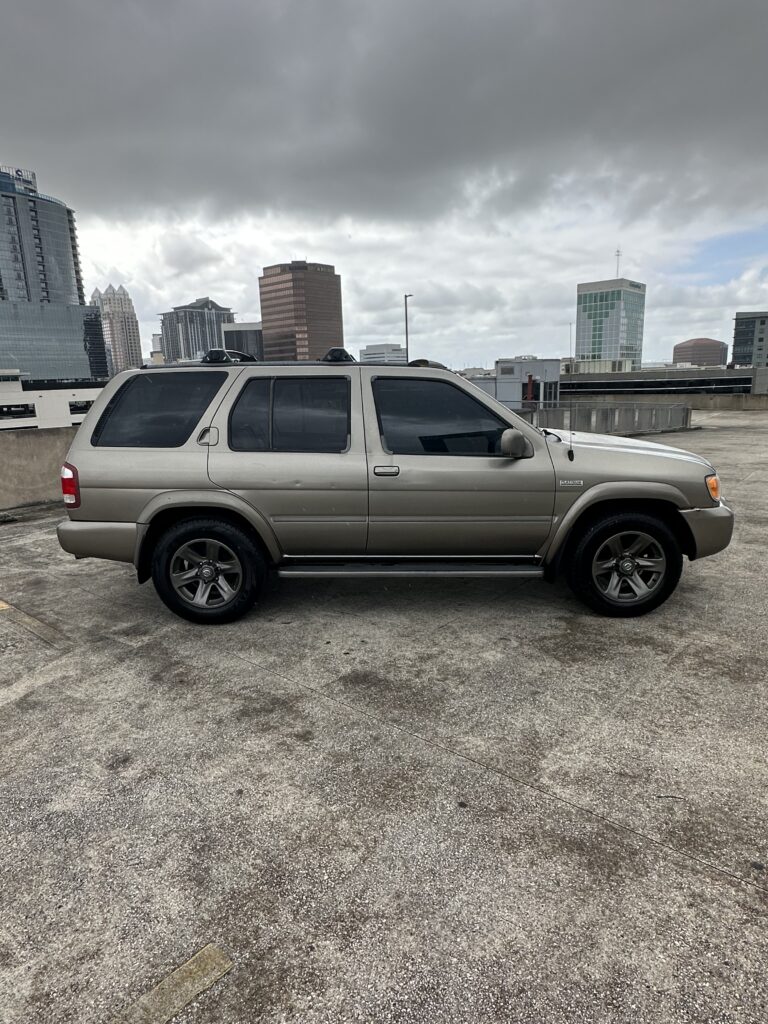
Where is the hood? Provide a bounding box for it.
[545,429,714,470]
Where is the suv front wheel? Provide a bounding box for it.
[151,517,266,624]
[566,512,683,617]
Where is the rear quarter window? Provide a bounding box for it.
[91,371,227,448]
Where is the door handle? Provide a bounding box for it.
[373,465,400,477]
[197,427,219,446]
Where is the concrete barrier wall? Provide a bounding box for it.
[567,392,768,411]
[0,400,695,512]
[515,404,692,435]
[0,426,76,511]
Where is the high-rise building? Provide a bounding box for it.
[0,165,107,380]
[672,337,727,367]
[575,278,646,370]
[222,321,263,359]
[259,261,343,360]
[91,284,142,375]
[359,342,407,364]
[159,297,234,363]
[732,312,768,367]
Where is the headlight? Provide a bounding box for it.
[705,473,721,502]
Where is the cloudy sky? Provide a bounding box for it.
[2,0,767,365]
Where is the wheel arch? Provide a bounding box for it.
[543,494,696,581]
[134,494,281,583]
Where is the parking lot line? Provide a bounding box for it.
[108,944,233,1024]
[0,599,71,650]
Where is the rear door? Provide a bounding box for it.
[361,367,555,556]
[207,365,368,555]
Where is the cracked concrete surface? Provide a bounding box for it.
[0,410,766,1023]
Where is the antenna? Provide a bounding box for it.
[615,247,622,278]
[568,321,575,461]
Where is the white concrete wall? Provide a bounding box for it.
[0,376,103,430]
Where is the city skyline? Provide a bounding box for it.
[2,1,767,368]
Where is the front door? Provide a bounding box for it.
[208,366,368,555]
[362,369,555,556]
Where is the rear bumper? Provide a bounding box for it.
[680,502,734,560]
[57,520,138,564]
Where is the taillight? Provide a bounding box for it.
[61,462,80,509]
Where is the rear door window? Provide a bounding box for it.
[230,376,350,453]
[92,372,227,447]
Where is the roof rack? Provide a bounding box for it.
[408,358,448,369]
[200,348,257,364]
[141,347,450,370]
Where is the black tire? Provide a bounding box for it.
[151,517,266,624]
[566,512,683,618]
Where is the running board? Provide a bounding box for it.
[277,560,544,579]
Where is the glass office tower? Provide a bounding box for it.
[575,278,646,370]
[0,165,107,380]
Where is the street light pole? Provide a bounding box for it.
[404,293,413,364]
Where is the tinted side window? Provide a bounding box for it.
[373,378,507,456]
[229,378,270,451]
[273,378,349,452]
[92,372,227,448]
[229,376,350,453]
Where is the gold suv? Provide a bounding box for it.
[58,355,733,623]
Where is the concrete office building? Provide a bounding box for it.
[576,278,646,370]
[672,337,728,367]
[222,321,263,359]
[91,284,142,375]
[259,261,343,360]
[359,343,407,364]
[159,297,234,363]
[0,165,107,380]
[464,357,560,407]
[732,312,768,367]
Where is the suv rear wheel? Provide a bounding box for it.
[566,512,683,617]
[151,518,266,624]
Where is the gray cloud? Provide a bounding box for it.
[2,0,767,224]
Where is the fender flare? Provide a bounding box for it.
[134,489,282,566]
[541,480,692,564]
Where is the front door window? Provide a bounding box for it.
[372,377,507,456]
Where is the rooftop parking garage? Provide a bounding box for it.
[1,411,767,1023]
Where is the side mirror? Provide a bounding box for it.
[500,428,533,459]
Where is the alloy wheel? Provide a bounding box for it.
[591,531,667,604]
[169,538,243,609]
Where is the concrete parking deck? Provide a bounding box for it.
[1,411,767,1023]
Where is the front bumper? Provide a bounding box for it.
[680,501,734,560]
[57,519,138,564]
